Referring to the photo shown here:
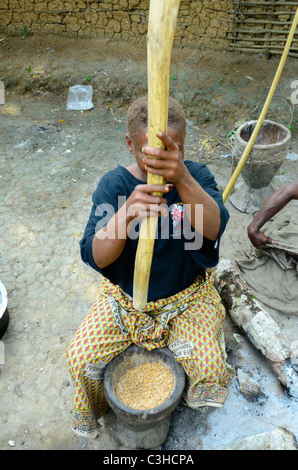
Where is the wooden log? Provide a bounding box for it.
[237,368,268,403]
[133,0,180,310]
[215,259,298,398]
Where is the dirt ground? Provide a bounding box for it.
[0,35,298,451]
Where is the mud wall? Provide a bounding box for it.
[0,0,233,49]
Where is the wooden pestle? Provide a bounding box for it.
[133,0,180,309]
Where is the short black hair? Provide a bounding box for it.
[126,95,186,142]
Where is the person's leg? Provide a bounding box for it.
[66,288,132,436]
[168,277,234,408]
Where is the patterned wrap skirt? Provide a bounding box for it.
[65,269,234,436]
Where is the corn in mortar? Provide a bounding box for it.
[115,362,174,410]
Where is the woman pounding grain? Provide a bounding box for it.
[66,96,234,437]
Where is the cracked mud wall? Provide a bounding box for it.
[0,0,233,49]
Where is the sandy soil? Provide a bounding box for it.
[0,35,298,451]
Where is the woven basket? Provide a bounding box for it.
[232,120,291,189]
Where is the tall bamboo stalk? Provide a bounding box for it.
[133,0,180,310]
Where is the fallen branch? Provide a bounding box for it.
[215,259,298,398]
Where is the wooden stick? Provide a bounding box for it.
[229,10,296,16]
[232,44,298,52]
[133,0,180,310]
[227,27,298,34]
[230,18,296,25]
[228,36,298,43]
[233,1,297,6]
[229,46,298,57]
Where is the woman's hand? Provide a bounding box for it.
[142,129,221,241]
[142,131,187,184]
[247,223,274,249]
[247,182,298,249]
[125,182,172,221]
[92,182,172,269]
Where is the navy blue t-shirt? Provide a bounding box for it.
[80,161,229,301]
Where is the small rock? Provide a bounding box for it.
[8,440,16,447]
[13,384,23,398]
[233,333,243,343]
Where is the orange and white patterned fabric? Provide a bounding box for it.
[66,269,234,436]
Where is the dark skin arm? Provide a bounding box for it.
[92,183,170,269]
[247,182,298,249]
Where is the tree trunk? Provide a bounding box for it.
[215,259,298,398]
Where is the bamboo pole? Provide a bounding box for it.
[133,0,180,310]
[223,6,298,203]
